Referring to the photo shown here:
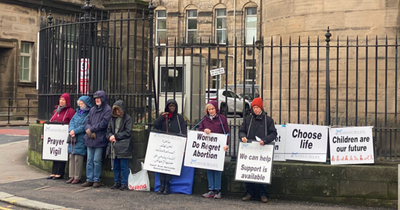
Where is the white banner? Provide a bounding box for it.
[235,142,274,184]
[273,125,286,161]
[184,131,227,171]
[42,124,69,161]
[143,132,186,176]
[284,124,329,162]
[329,126,374,165]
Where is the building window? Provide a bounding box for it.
[187,10,197,44]
[245,7,257,44]
[20,42,32,82]
[245,59,256,84]
[160,66,183,93]
[156,10,167,45]
[215,9,226,44]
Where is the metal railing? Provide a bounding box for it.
[36,1,400,161]
[0,97,38,125]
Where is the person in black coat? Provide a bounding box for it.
[106,100,133,191]
[153,99,187,195]
[239,97,277,203]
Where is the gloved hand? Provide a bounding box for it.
[86,129,92,136]
[90,132,96,139]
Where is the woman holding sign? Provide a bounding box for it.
[239,97,277,203]
[153,99,187,195]
[46,93,75,180]
[66,96,92,184]
[199,100,229,199]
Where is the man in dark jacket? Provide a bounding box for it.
[239,97,277,203]
[106,100,133,191]
[153,99,187,195]
[82,90,112,188]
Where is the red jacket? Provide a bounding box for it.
[49,93,75,124]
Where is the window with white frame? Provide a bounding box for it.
[187,10,197,44]
[245,7,257,44]
[245,59,256,84]
[156,10,167,45]
[215,9,226,44]
[20,42,32,82]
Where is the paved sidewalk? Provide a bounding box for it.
[0,141,395,210]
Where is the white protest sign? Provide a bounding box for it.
[329,126,374,165]
[42,124,69,161]
[235,142,274,184]
[273,125,286,161]
[143,132,186,176]
[284,124,328,162]
[184,131,227,171]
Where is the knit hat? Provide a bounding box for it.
[251,97,263,109]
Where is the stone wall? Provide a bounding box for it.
[28,124,398,208]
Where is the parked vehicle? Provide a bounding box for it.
[225,84,260,102]
[205,89,251,117]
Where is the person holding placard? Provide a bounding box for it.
[82,90,112,188]
[66,96,92,184]
[199,100,229,199]
[106,100,133,191]
[239,97,277,203]
[153,99,187,195]
[45,93,75,180]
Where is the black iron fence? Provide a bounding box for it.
[0,98,38,125]
[38,4,153,123]
[152,31,400,161]
[36,2,400,161]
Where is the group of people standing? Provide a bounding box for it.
[45,90,132,190]
[44,91,277,203]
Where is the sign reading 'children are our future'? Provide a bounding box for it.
[329,126,374,165]
[42,123,69,161]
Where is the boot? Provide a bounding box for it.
[163,183,170,195]
[157,183,165,194]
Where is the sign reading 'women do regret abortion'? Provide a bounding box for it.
[184,131,227,171]
[284,124,329,162]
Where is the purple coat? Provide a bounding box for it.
[84,90,112,148]
[199,100,230,145]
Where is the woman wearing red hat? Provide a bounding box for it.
[239,97,277,203]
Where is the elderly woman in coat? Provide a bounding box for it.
[66,96,93,184]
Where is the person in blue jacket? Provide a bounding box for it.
[66,96,92,184]
[81,90,112,188]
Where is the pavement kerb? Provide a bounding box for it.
[0,191,79,210]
